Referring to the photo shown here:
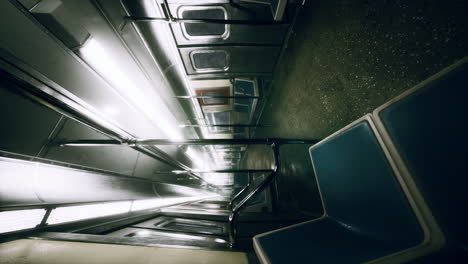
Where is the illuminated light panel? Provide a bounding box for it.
[80,38,183,139]
[47,201,131,225]
[0,209,46,234]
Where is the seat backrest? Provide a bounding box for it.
[373,57,468,247]
[310,117,423,247]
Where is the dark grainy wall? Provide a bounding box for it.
[249,0,468,215]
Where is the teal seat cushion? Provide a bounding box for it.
[255,120,423,263]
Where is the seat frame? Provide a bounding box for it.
[253,115,444,264]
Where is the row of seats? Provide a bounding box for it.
[253,56,468,263]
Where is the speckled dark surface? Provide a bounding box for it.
[247,0,468,215]
[255,0,467,139]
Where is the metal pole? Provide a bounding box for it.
[59,138,320,146]
[124,16,288,25]
[174,95,261,99]
[228,173,252,211]
[228,143,281,247]
[168,169,273,174]
[136,138,319,145]
[179,124,265,128]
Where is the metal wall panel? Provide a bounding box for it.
[0,157,156,207]
[0,156,213,208]
[133,152,178,180]
[45,119,139,176]
[168,3,288,46]
[0,80,61,157]
[0,0,169,139]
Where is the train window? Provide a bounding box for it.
[47,201,131,225]
[179,6,229,39]
[0,209,46,234]
[190,50,229,72]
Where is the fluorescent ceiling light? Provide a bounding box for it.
[0,209,46,234]
[47,201,131,225]
[80,38,183,139]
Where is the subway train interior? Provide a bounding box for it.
[0,0,467,263]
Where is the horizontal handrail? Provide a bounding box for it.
[58,138,320,147]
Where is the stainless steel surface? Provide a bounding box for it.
[117,0,206,138]
[117,0,297,141]
[107,227,231,249]
[0,0,158,141]
[0,44,212,187]
[31,231,234,251]
[133,216,227,236]
[0,78,62,157]
[137,138,319,145]
[161,207,230,221]
[166,2,289,45]
[229,173,252,210]
[175,95,261,99]
[126,16,288,25]
[0,155,212,208]
[228,143,280,246]
[0,0,309,252]
[96,0,201,137]
[179,124,265,127]
[179,46,281,75]
[59,138,319,146]
[170,169,273,174]
[0,50,131,142]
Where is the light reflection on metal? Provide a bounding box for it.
[0,154,217,210]
[59,138,320,147]
[118,0,211,140]
[79,38,183,140]
[137,138,319,145]
[228,173,252,211]
[32,231,231,250]
[175,95,261,99]
[47,201,133,225]
[124,16,288,25]
[130,196,216,212]
[170,169,273,174]
[0,49,212,187]
[179,124,266,128]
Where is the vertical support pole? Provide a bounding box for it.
[36,207,53,228]
[228,172,252,211]
[228,143,281,247]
